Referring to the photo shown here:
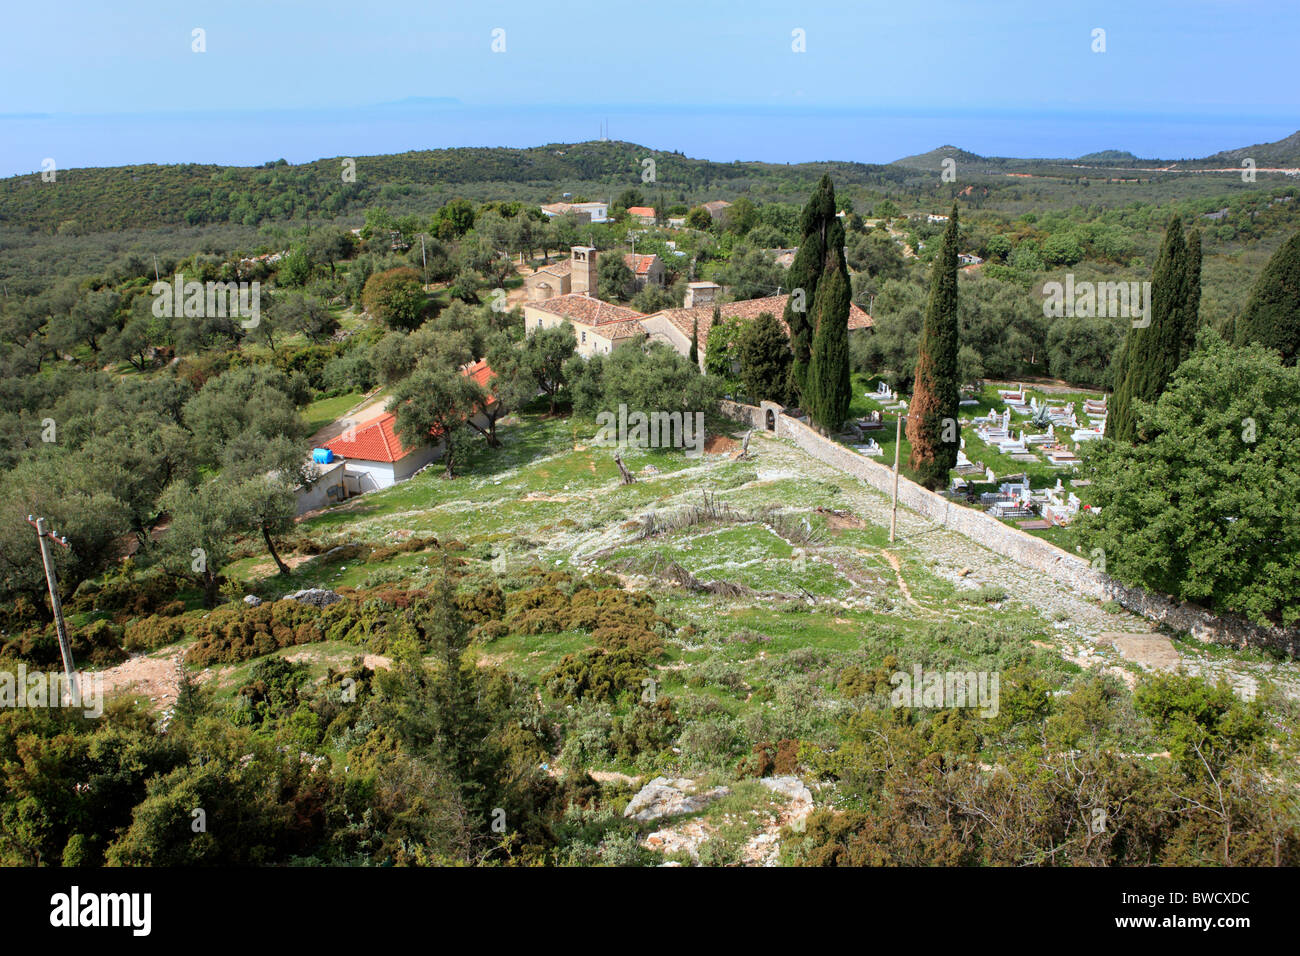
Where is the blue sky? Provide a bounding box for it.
[0,1,1295,173]
[4,0,1295,115]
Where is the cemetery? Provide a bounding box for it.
[852,376,1106,541]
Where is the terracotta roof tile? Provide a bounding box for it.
[323,360,496,463]
[645,294,872,344]
[532,259,572,278]
[530,293,646,327]
[622,253,658,275]
[323,413,418,463]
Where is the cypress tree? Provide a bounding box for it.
[1181,227,1202,359]
[1234,229,1300,365]
[689,316,699,367]
[785,175,837,402]
[906,206,961,489]
[1111,216,1189,443]
[805,218,852,433]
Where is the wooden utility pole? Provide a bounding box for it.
[28,516,78,700]
[889,414,905,544]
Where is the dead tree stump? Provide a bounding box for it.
[614,452,636,485]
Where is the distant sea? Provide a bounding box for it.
[1,102,1295,177]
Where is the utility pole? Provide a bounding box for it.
[889,414,905,544]
[28,516,78,700]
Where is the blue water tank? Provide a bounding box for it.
[312,448,334,464]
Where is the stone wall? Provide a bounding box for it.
[722,400,1299,658]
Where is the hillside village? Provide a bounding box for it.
[3,131,1300,873]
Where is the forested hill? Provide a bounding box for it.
[892,131,1300,171]
[0,141,907,235]
[1200,130,1300,167]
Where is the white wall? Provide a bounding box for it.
[295,460,347,514]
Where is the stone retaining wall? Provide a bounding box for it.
[722,400,1299,658]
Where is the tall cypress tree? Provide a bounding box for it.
[785,175,836,402]
[1111,216,1189,443]
[1181,227,1202,359]
[805,218,852,433]
[689,316,699,367]
[1234,229,1300,365]
[906,206,961,489]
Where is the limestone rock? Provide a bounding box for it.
[759,775,812,806]
[284,588,343,607]
[623,776,730,823]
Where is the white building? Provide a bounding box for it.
[540,201,609,223]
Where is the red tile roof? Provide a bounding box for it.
[529,293,646,328]
[462,358,494,388]
[645,294,872,344]
[623,253,659,275]
[626,206,656,218]
[323,361,496,463]
[532,259,572,278]
[323,413,420,464]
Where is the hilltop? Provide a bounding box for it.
[1199,129,1300,167]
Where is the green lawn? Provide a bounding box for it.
[303,390,368,435]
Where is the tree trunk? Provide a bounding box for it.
[466,418,500,448]
[614,453,636,485]
[262,525,291,575]
[202,571,220,609]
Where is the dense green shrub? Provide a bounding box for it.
[124,614,186,652]
[545,649,649,704]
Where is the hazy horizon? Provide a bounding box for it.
[4,0,1297,177]
[2,101,1294,178]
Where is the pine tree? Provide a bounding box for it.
[906,206,961,489]
[1111,216,1189,443]
[1235,229,1300,365]
[785,175,837,402]
[689,316,699,368]
[805,218,852,433]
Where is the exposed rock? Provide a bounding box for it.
[759,775,813,806]
[242,595,262,607]
[1098,631,1181,671]
[284,588,343,607]
[623,776,730,823]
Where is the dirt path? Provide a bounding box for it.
[96,651,210,710]
[873,548,926,612]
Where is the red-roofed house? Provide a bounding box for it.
[308,360,499,499]
[626,206,656,225]
[322,412,440,492]
[523,291,649,357]
[639,294,873,371]
[622,253,665,290]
